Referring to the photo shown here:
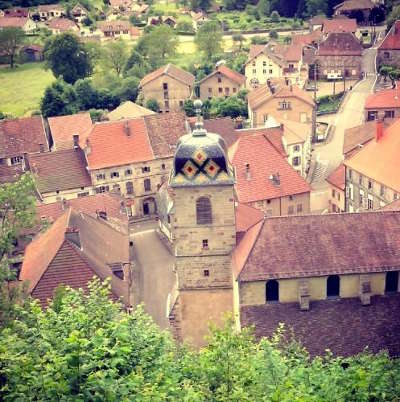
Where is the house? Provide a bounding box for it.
[131,3,149,16]
[344,119,400,212]
[27,148,94,204]
[316,32,363,80]
[71,3,89,23]
[191,11,208,31]
[228,130,311,216]
[245,41,307,89]
[48,112,93,151]
[98,20,135,39]
[20,44,43,62]
[377,21,400,69]
[308,15,325,31]
[0,17,36,33]
[2,7,30,18]
[247,82,315,127]
[198,64,246,100]
[326,163,345,212]
[109,0,133,11]
[364,86,400,121]
[37,4,65,21]
[19,208,130,307]
[322,18,357,35]
[107,101,155,121]
[333,0,375,22]
[147,16,177,28]
[47,17,79,34]
[84,112,186,218]
[139,64,195,113]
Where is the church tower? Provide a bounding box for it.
[168,100,236,345]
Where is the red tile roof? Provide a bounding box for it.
[317,32,363,56]
[228,133,311,204]
[47,17,77,31]
[241,294,400,357]
[382,198,400,211]
[326,163,345,190]
[235,202,264,234]
[86,118,154,169]
[200,65,246,86]
[139,64,195,88]
[3,7,29,17]
[249,44,265,59]
[292,30,323,46]
[0,116,48,158]
[0,164,24,184]
[0,17,30,28]
[98,20,131,32]
[322,18,357,34]
[234,211,400,281]
[48,112,92,150]
[379,21,400,50]
[37,4,64,12]
[334,0,375,12]
[365,87,400,109]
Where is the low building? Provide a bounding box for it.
[71,3,88,23]
[0,17,36,33]
[316,32,363,80]
[321,18,357,35]
[333,0,375,22]
[198,64,246,100]
[107,101,155,121]
[37,4,65,21]
[139,64,195,113]
[47,17,79,34]
[344,119,400,212]
[20,44,43,62]
[109,0,133,11]
[2,7,30,18]
[147,16,176,28]
[326,163,345,212]
[377,21,400,68]
[98,20,135,39]
[27,148,94,203]
[48,112,93,151]
[191,11,208,30]
[364,86,400,121]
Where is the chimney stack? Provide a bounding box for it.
[124,121,131,136]
[39,143,45,153]
[245,163,251,180]
[85,138,91,156]
[73,134,79,148]
[376,119,384,142]
[65,227,81,249]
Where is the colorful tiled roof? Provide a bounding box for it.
[107,101,155,121]
[139,64,195,88]
[228,133,311,204]
[365,87,400,109]
[233,211,400,281]
[326,163,345,190]
[27,148,91,193]
[344,118,400,192]
[48,112,92,150]
[322,18,357,34]
[317,32,363,56]
[0,116,48,158]
[379,21,400,50]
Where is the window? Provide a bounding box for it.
[368,180,372,190]
[96,185,109,193]
[252,61,256,67]
[327,275,340,298]
[202,239,208,248]
[164,100,169,109]
[196,197,212,224]
[332,189,335,198]
[162,163,166,170]
[292,156,301,166]
[125,169,132,176]
[289,195,293,201]
[144,178,151,192]
[208,87,212,93]
[126,181,134,195]
[278,101,290,110]
[385,110,395,119]
[358,174,363,185]
[111,171,119,178]
[262,61,266,66]
[269,69,273,74]
[266,280,279,302]
[163,91,168,99]
[348,169,352,180]
[394,193,399,201]
[10,156,23,165]
[252,69,256,74]
[380,184,385,197]
[359,192,364,206]
[217,76,222,83]
[385,271,399,293]
[263,114,268,122]
[293,145,300,152]
[163,82,168,90]
[233,87,237,93]
[297,203,303,213]
[337,193,340,201]
[384,51,391,59]
[142,166,151,173]
[203,269,210,277]
[225,87,229,95]
[288,205,294,215]
[218,87,223,93]
[263,69,267,74]
[367,197,373,210]
[179,100,183,107]
[288,63,294,69]
[367,111,377,121]
[96,173,105,180]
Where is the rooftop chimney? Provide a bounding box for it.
[124,121,131,136]
[245,163,251,180]
[39,143,45,153]
[73,134,79,149]
[85,138,91,156]
[376,119,384,142]
[65,227,81,249]
[270,172,280,186]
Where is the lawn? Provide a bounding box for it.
[0,62,55,117]
[317,92,344,115]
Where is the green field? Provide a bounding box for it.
[0,63,55,117]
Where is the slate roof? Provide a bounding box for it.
[317,32,363,56]
[199,65,246,86]
[228,132,311,204]
[233,211,400,282]
[379,21,400,50]
[0,116,48,158]
[241,294,400,357]
[107,101,155,121]
[365,87,400,109]
[322,18,357,34]
[326,163,345,190]
[27,149,91,194]
[48,112,92,150]
[139,64,195,88]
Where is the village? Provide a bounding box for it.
[1,0,400,381]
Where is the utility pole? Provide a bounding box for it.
[313,60,318,102]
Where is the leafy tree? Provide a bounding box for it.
[0,112,5,120]
[0,27,25,68]
[176,20,195,33]
[306,0,328,16]
[113,76,140,102]
[43,33,93,84]
[40,79,78,117]
[387,5,400,31]
[101,38,129,77]
[210,95,248,118]
[190,0,211,11]
[232,33,245,51]
[183,99,195,116]
[257,0,270,16]
[195,21,223,59]
[124,50,151,78]
[146,98,160,112]
[74,78,100,110]
[270,9,280,21]
[269,29,278,39]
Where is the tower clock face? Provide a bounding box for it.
[250,78,259,88]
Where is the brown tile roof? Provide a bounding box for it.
[0,17,30,28]
[37,4,64,12]
[292,30,323,46]
[228,132,311,204]
[378,21,400,50]
[3,7,29,17]
[0,164,24,184]
[344,118,400,192]
[20,208,129,306]
[0,116,48,158]
[317,32,363,56]
[322,18,357,34]
[86,118,154,169]
[334,0,375,12]
[27,149,91,194]
[139,64,195,88]
[202,118,238,148]
[107,101,155,121]
[326,163,345,190]
[283,44,303,62]
[98,20,131,32]
[234,211,400,282]
[47,17,77,31]
[381,198,400,211]
[235,202,264,233]
[343,120,377,156]
[282,120,311,145]
[365,87,400,109]
[241,294,400,357]
[48,112,92,150]
[199,65,246,86]
[249,44,265,59]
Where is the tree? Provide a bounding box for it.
[183,99,195,116]
[269,29,278,39]
[270,9,280,21]
[232,33,245,51]
[176,20,195,33]
[124,50,151,78]
[210,95,248,118]
[146,98,160,112]
[257,0,270,16]
[387,5,400,31]
[190,0,211,11]
[195,21,223,59]
[0,27,25,68]
[43,33,93,84]
[40,79,78,117]
[101,39,129,77]
[306,0,328,16]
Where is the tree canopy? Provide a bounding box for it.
[0,27,25,68]
[195,21,223,59]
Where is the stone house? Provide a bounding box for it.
[326,163,345,213]
[37,4,65,21]
[316,32,363,79]
[139,64,195,113]
[198,64,246,101]
[71,3,88,23]
[377,21,400,69]
[364,87,400,121]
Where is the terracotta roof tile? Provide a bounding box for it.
[322,18,357,34]
[326,163,345,190]
[139,64,195,88]
[249,44,265,59]
[309,15,325,25]
[200,65,246,86]
[234,211,400,281]
[379,21,400,50]
[48,112,92,150]
[47,17,77,31]
[98,19,131,32]
[86,118,154,169]
[229,133,311,204]
[241,294,400,357]
[0,164,24,184]
[107,101,155,121]
[317,32,362,56]
[334,0,375,12]
[27,149,91,193]
[292,30,323,46]
[365,87,400,109]
[0,116,48,158]
[0,17,29,28]
[344,118,400,191]
[235,202,264,233]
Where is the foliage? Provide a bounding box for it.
[89,108,107,122]
[270,10,280,22]
[209,95,248,118]
[101,39,129,77]
[317,92,344,114]
[0,27,25,69]
[379,65,400,87]
[176,20,195,33]
[43,33,93,84]
[40,79,78,117]
[269,29,278,39]
[190,0,212,11]
[257,0,270,16]
[146,98,160,112]
[251,35,268,45]
[183,99,195,116]
[195,21,223,59]
[306,0,328,16]
[387,5,400,31]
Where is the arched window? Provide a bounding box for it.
[126,181,133,195]
[327,275,340,298]
[266,280,279,302]
[196,197,212,225]
[385,271,399,293]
